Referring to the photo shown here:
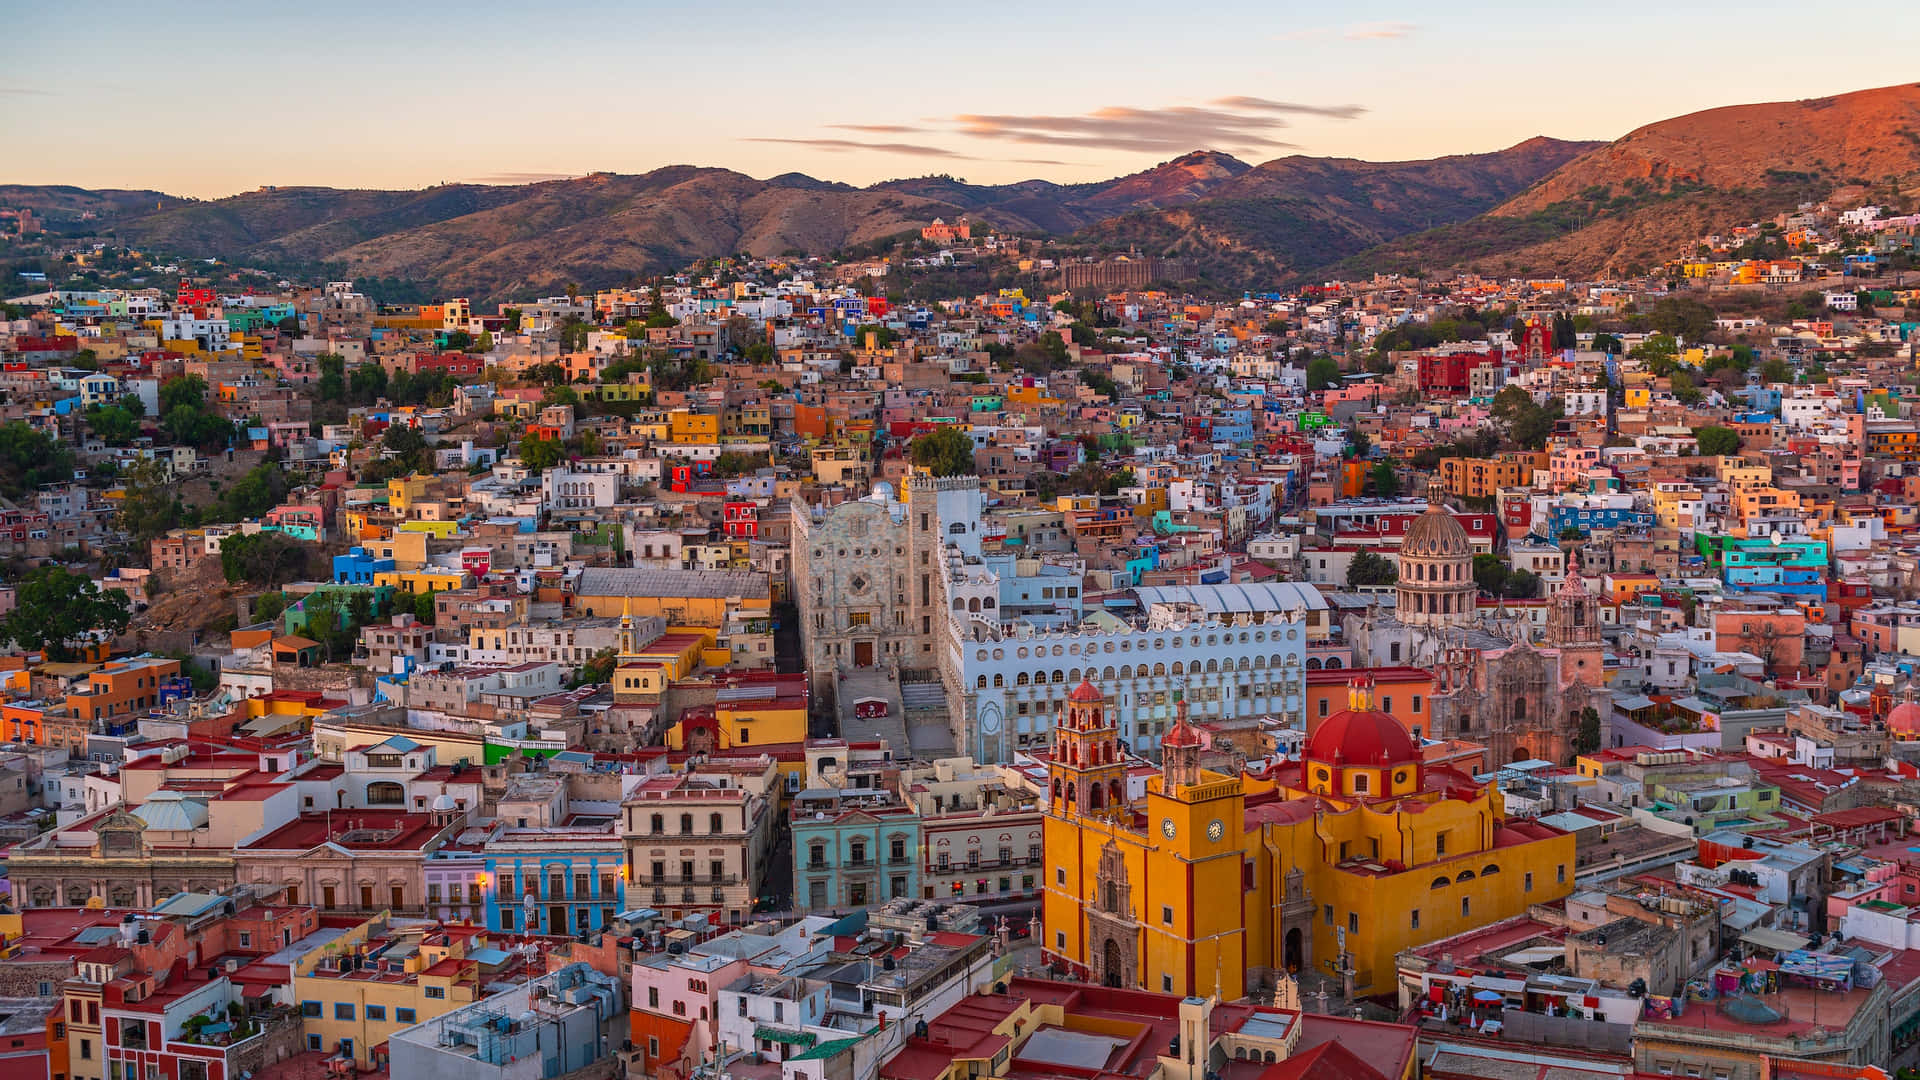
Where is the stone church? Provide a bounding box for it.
[1343,490,1606,764]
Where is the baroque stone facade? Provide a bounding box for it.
[6,811,236,910]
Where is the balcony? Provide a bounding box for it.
[633,874,739,887]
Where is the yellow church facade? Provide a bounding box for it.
[1042,676,1575,1000]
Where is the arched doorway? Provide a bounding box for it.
[1102,939,1125,988]
[1284,928,1303,972]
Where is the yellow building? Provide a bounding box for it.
[668,410,720,443]
[292,914,505,1069]
[386,475,432,516]
[1043,677,1574,999]
[396,519,460,539]
[573,567,772,625]
[1438,452,1546,500]
[374,568,467,595]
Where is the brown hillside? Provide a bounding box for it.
[1496,83,1920,216]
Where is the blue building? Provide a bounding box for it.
[1546,505,1653,536]
[790,789,920,911]
[481,842,627,936]
[334,545,396,585]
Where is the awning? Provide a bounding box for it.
[1741,927,1811,954]
[1467,975,1527,994]
[754,1027,816,1047]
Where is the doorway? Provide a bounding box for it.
[1102,939,1124,988]
[1284,928,1303,972]
[549,905,566,933]
[854,641,874,667]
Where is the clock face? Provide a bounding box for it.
[1161,818,1177,839]
[1207,819,1224,842]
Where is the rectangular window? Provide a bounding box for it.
[300,1001,321,1018]
[1056,867,1065,885]
[335,1003,355,1020]
[396,1008,416,1024]
[1410,909,1420,930]
[1162,974,1173,992]
[365,1006,386,1022]
[1161,905,1174,925]
[1558,864,1566,884]
[1435,831,1447,857]
[649,987,659,1008]
[425,987,445,999]
[1323,904,1333,926]
[1525,872,1534,893]
[1348,912,1359,935]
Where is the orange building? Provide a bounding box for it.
[63,656,182,723]
[1307,666,1436,739]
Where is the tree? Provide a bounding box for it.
[503,308,523,332]
[1628,333,1680,376]
[160,375,208,414]
[1695,426,1740,456]
[1551,314,1577,350]
[518,433,566,471]
[412,588,437,624]
[316,353,346,402]
[1347,550,1398,587]
[1591,332,1623,355]
[1668,369,1703,406]
[474,331,494,353]
[1306,355,1341,391]
[1489,387,1563,450]
[909,426,975,477]
[1649,297,1716,343]
[1371,460,1400,497]
[115,460,190,543]
[0,565,132,661]
[348,362,389,404]
[571,647,617,688]
[1574,707,1603,756]
[1760,357,1793,384]
[220,532,307,588]
[85,404,140,446]
[1472,553,1510,597]
[254,591,289,625]
[0,421,76,496]
[443,330,473,351]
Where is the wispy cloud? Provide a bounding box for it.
[743,95,1362,166]
[1209,96,1368,120]
[744,138,973,159]
[1277,20,1417,41]
[464,171,578,184]
[952,104,1306,154]
[0,86,52,96]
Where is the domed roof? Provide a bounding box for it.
[1067,677,1104,703]
[1163,714,1203,749]
[1403,503,1471,559]
[1307,706,1419,768]
[1890,699,1920,734]
[430,793,458,812]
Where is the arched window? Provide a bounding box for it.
[977,675,988,688]
[993,674,1004,688]
[1480,864,1501,876]
[1016,672,1031,686]
[1306,657,1321,670]
[1431,877,1449,890]
[1327,656,1342,669]
[1051,670,1066,684]
[366,781,404,805]
[680,813,693,834]
[1205,659,1219,673]
[1455,870,1475,883]
[952,597,966,611]
[968,597,981,613]
[710,813,723,834]
[650,813,663,834]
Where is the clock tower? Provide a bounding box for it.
[1142,696,1247,999]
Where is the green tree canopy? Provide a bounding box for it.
[909,425,976,477]
[1489,387,1564,450]
[1371,460,1400,497]
[1695,426,1740,456]
[1347,550,1398,588]
[518,433,567,471]
[0,421,76,497]
[1305,355,1341,391]
[1649,297,1716,342]
[0,565,132,661]
[220,532,308,588]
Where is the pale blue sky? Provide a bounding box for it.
[3,1,1915,197]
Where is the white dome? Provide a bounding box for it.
[430,793,458,812]
[868,481,896,503]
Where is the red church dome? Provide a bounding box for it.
[1067,677,1104,703]
[1307,696,1419,768]
[1889,699,1920,735]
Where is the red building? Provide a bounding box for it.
[413,351,485,377]
[176,281,216,308]
[1415,349,1501,394]
[722,501,759,539]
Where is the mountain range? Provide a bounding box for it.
[7,83,1920,298]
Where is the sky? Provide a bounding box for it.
[4,0,1919,199]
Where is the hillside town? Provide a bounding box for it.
[4,189,1920,1080]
